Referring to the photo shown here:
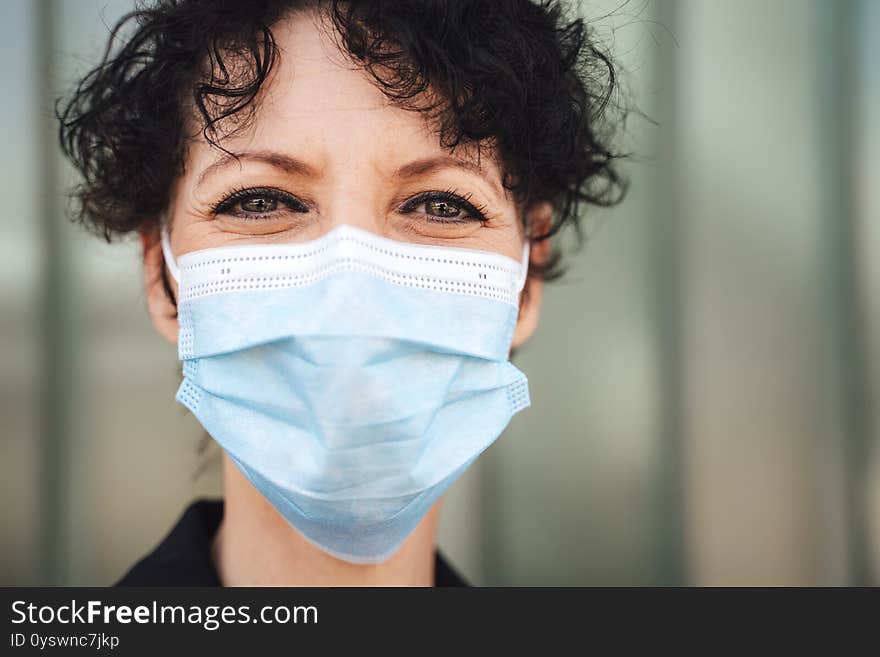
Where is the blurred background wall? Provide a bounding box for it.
[1,0,878,586]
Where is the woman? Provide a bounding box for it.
[57,0,625,587]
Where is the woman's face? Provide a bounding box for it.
[147,10,548,347]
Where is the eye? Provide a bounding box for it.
[212,186,308,219]
[240,196,277,213]
[400,189,491,223]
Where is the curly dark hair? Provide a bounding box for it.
[57,0,628,282]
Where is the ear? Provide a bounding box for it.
[140,226,179,344]
[511,201,553,349]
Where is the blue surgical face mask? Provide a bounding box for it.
[161,223,531,564]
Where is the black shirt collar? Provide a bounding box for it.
[116,499,470,587]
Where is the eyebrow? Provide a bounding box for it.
[196,150,503,197]
[392,155,503,197]
[197,151,320,187]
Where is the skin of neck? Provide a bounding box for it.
[211,455,441,586]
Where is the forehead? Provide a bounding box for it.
[194,9,499,180]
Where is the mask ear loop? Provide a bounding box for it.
[160,222,181,284]
[515,239,531,293]
[515,212,532,294]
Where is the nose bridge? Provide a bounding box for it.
[319,122,387,236]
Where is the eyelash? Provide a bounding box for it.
[210,186,306,218]
[399,188,492,224]
[210,186,492,223]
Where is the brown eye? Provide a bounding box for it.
[424,199,462,219]
[213,186,307,221]
[400,190,490,224]
[240,196,278,213]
